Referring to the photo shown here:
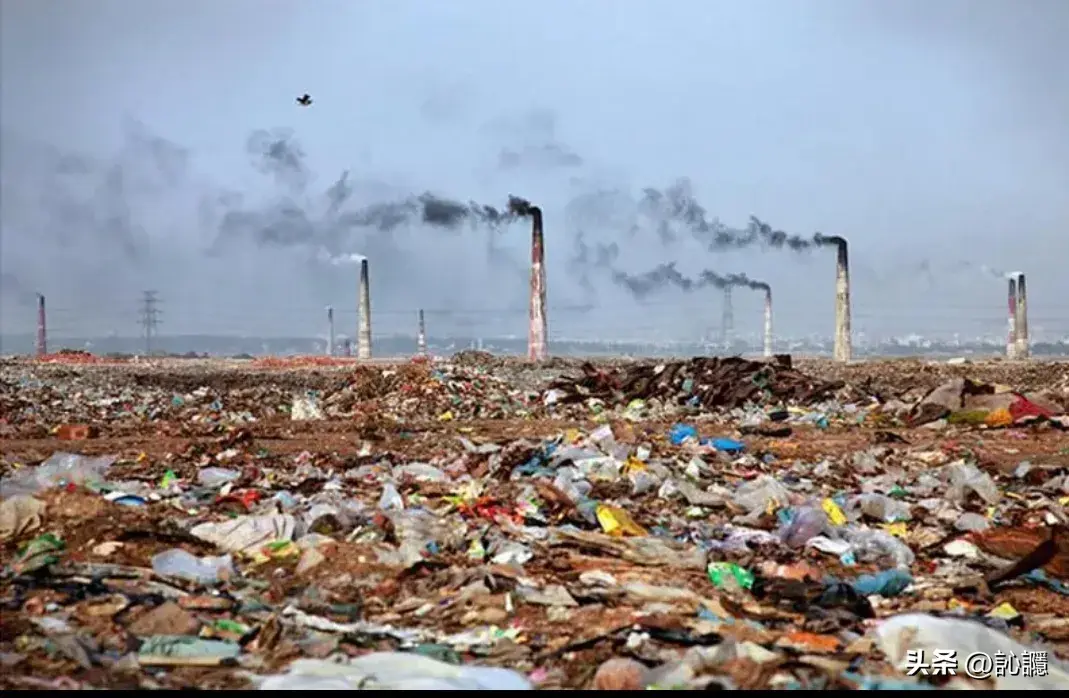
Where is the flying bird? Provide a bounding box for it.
[296,94,313,107]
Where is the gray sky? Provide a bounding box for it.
[2,0,1067,345]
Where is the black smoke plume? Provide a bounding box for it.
[638,179,843,250]
[611,262,769,300]
[215,129,525,255]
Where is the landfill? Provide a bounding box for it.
[1,353,1069,689]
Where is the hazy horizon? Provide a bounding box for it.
[3,1,1067,347]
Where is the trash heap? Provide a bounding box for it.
[543,357,844,411]
[1,356,1068,690]
[907,377,1068,429]
[0,360,534,438]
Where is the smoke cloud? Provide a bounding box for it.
[215,129,523,258]
[611,262,769,300]
[638,179,843,251]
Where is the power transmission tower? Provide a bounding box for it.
[138,290,161,355]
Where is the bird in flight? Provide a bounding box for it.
[296,94,313,107]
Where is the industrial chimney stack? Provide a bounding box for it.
[1015,273,1029,359]
[833,240,852,362]
[528,206,548,361]
[721,286,734,351]
[326,306,335,356]
[417,309,427,356]
[763,288,773,358]
[357,259,372,360]
[1006,274,1018,359]
[35,293,47,357]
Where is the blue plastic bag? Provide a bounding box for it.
[668,423,699,445]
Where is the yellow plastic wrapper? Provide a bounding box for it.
[251,540,300,564]
[622,456,647,475]
[821,498,847,526]
[596,504,647,537]
[881,522,908,538]
[984,408,1013,428]
[988,602,1020,620]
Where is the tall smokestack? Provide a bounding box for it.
[326,306,335,356]
[35,293,47,357]
[358,259,372,359]
[833,240,852,362]
[763,287,773,358]
[417,309,427,356]
[528,207,548,361]
[1006,274,1018,359]
[721,286,734,351]
[1015,272,1029,359]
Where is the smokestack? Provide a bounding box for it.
[357,259,372,359]
[528,207,548,361]
[1006,274,1018,359]
[721,286,734,351]
[1015,273,1029,359]
[35,293,47,357]
[417,309,427,356]
[833,240,852,362]
[326,306,335,356]
[763,287,773,358]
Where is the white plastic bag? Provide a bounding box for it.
[257,653,532,690]
[875,613,1069,690]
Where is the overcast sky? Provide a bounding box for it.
[2,0,1066,345]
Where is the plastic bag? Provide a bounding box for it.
[944,461,1000,505]
[851,568,912,597]
[669,423,699,445]
[778,505,828,548]
[257,652,532,690]
[875,614,1069,689]
[954,512,990,532]
[0,453,115,498]
[190,514,297,555]
[151,549,234,584]
[378,482,405,511]
[842,528,915,568]
[378,509,468,568]
[733,476,790,515]
[197,467,240,487]
[848,494,912,523]
[0,495,45,541]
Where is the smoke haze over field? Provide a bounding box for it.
[2,0,1067,346]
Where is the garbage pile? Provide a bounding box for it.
[907,377,1068,429]
[0,361,534,438]
[543,357,843,411]
[2,357,1069,689]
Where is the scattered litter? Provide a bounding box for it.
[1,355,1067,689]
